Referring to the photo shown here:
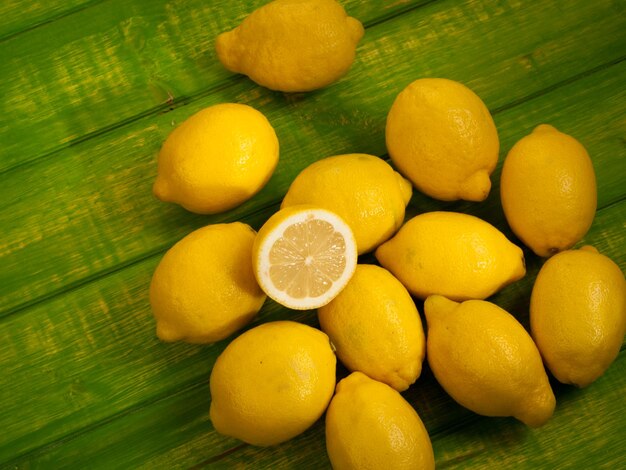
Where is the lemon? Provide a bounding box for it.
[375,211,525,300]
[281,154,412,254]
[500,124,597,257]
[325,371,435,470]
[386,78,499,201]
[318,264,425,391]
[153,103,279,214]
[252,205,358,310]
[215,0,364,92]
[150,223,266,343]
[210,321,336,446]
[425,295,555,427]
[530,246,626,387]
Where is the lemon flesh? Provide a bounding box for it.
[252,205,358,309]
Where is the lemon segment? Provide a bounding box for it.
[253,205,358,309]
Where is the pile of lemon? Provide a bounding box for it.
[147,1,625,468]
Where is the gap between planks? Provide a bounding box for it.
[0,56,623,324]
[0,0,110,43]
[0,0,436,178]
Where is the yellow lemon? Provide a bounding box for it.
[500,124,597,257]
[153,103,279,214]
[318,264,425,391]
[281,154,412,254]
[216,0,364,92]
[150,223,266,344]
[375,211,525,300]
[531,246,626,387]
[210,321,336,446]
[386,78,499,201]
[425,295,555,427]
[252,205,358,310]
[325,371,435,470]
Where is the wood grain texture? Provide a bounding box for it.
[0,0,428,173]
[1,0,624,317]
[0,0,624,468]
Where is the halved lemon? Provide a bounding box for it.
[252,205,358,310]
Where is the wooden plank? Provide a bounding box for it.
[0,0,101,40]
[0,0,429,172]
[1,195,623,466]
[1,48,624,320]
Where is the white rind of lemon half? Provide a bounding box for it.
[252,205,358,310]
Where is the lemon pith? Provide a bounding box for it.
[253,205,357,309]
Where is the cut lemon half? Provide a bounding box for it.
[252,205,358,310]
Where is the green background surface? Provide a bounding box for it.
[0,0,624,468]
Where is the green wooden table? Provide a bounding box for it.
[1,0,624,468]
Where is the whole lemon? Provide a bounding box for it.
[386,78,499,201]
[318,264,425,391]
[150,223,266,343]
[530,246,626,387]
[153,103,279,214]
[281,154,412,254]
[209,321,336,446]
[325,371,435,470]
[500,124,597,257]
[215,0,364,92]
[375,211,525,300]
[425,295,555,427]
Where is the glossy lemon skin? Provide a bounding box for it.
[216,0,364,92]
[325,372,435,470]
[425,295,555,428]
[531,246,626,387]
[153,103,279,214]
[150,222,266,344]
[375,211,525,300]
[318,264,425,391]
[386,78,499,201]
[500,124,597,257]
[210,321,336,446]
[281,154,412,254]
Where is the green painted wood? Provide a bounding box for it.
[0,0,101,40]
[1,196,623,465]
[4,196,624,468]
[0,0,429,173]
[0,0,624,468]
[1,1,625,318]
